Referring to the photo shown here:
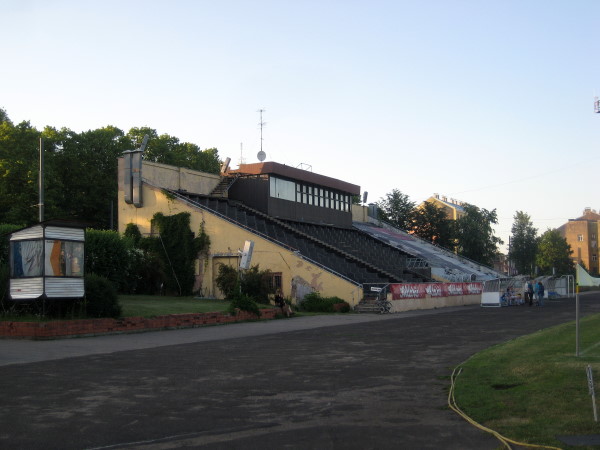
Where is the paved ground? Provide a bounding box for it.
[1,294,599,450]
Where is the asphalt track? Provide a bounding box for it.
[1,294,599,450]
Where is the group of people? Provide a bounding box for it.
[501,280,545,307]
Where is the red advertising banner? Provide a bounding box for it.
[390,282,483,300]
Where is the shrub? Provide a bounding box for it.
[149,212,205,296]
[240,265,274,304]
[124,222,142,247]
[0,224,21,265]
[217,264,275,303]
[300,292,350,313]
[216,264,239,298]
[85,229,132,293]
[0,260,8,307]
[84,273,121,318]
[228,291,261,317]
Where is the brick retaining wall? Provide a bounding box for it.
[0,308,280,340]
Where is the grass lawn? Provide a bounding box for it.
[118,295,283,318]
[119,295,233,317]
[0,295,332,321]
[452,313,600,449]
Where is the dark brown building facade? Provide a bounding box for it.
[228,162,360,228]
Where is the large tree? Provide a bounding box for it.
[536,229,573,276]
[40,125,132,228]
[411,201,455,249]
[508,211,538,275]
[0,109,222,228]
[455,204,503,267]
[377,189,415,231]
[0,119,41,225]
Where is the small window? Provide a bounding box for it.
[268,272,282,291]
[578,234,584,242]
[10,240,43,277]
[45,240,84,277]
[593,255,598,262]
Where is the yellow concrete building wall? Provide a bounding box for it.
[351,204,369,222]
[118,158,221,195]
[118,183,362,305]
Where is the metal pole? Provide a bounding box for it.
[588,365,598,422]
[39,138,44,222]
[576,286,580,357]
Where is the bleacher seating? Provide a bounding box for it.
[283,221,429,283]
[176,192,431,285]
[353,221,504,281]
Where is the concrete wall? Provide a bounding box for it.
[118,158,221,195]
[389,294,481,313]
[352,204,369,223]
[118,183,362,306]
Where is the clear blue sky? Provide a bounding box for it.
[2,0,599,252]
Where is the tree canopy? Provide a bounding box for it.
[455,204,503,267]
[509,211,538,275]
[377,189,415,231]
[411,201,455,249]
[0,109,221,229]
[536,229,573,276]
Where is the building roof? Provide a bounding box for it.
[573,208,600,222]
[423,194,466,213]
[229,161,361,195]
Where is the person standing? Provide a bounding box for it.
[527,280,534,306]
[536,281,545,307]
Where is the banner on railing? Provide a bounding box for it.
[390,282,483,300]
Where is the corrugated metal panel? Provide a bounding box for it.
[45,278,85,298]
[45,226,85,241]
[10,225,43,241]
[9,278,44,300]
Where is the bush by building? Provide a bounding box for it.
[299,292,350,313]
[84,273,121,318]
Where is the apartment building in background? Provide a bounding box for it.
[557,208,600,275]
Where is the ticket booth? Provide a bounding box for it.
[9,222,85,301]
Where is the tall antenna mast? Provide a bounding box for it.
[257,108,266,152]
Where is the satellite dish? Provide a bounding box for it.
[257,150,266,162]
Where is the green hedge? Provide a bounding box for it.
[300,292,350,313]
[84,273,121,318]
